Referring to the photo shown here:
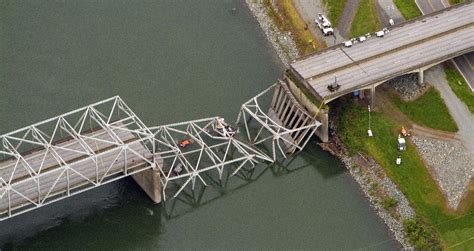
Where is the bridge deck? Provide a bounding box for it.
[0,124,153,215]
[290,2,474,102]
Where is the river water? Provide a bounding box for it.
[0,0,399,249]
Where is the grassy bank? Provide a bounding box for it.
[338,99,474,249]
[393,0,421,20]
[264,0,323,55]
[391,88,458,132]
[445,66,474,114]
[321,0,347,25]
[350,0,381,37]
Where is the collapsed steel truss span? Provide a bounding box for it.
[0,96,156,220]
[0,82,321,221]
[236,82,321,160]
[148,118,272,201]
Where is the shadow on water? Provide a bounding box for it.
[0,179,162,250]
[162,139,345,220]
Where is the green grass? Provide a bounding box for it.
[338,101,474,249]
[321,0,347,25]
[391,88,458,132]
[445,66,474,114]
[449,0,464,4]
[350,0,381,37]
[393,0,422,20]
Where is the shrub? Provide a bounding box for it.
[403,218,442,250]
[382,196,398,210]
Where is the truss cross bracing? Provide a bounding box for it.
[147,117,272,201]
[0,96,156,221]
[236,81,321,160]
[0,83,321,221]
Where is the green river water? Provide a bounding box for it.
[0,0,400,249]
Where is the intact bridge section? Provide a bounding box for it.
[0,82,320,221]
[290,1,474,104]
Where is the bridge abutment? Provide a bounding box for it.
[284,76,329,142]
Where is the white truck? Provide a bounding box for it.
[315,14,333,36]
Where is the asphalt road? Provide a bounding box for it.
[376,0,404,24]
[291,3,474,101]
[415,0,474,91]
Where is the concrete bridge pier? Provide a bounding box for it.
[132,163,162,203]
[418,69,425,85]
[370,84,376,108]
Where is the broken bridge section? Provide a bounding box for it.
[147,118,272,201]
[0,83,322,221]
[237,81,322,160]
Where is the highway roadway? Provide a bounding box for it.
[415,0,474,91]
[290,2,474,102]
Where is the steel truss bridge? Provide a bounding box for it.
[0,82,320,221]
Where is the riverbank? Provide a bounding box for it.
[244,1,412,248]
[245,0,299,66]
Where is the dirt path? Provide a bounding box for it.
[337,0,360,38]
[411,124,459,141]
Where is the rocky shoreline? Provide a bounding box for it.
[320,130,415,249]
[245,0,299,67]
[244,1,414,249]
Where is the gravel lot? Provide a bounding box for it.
[411,136,473,209]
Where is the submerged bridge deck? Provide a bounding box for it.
[290,1,474,102]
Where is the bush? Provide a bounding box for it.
[382,196,398,210]
[403,218,442,250]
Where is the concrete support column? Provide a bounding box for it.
[370,85,376,108]
[418,69,424,85]
[132,166,161,203]
[316,110,329,142]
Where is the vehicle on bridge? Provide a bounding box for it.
[315,14,333,36]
